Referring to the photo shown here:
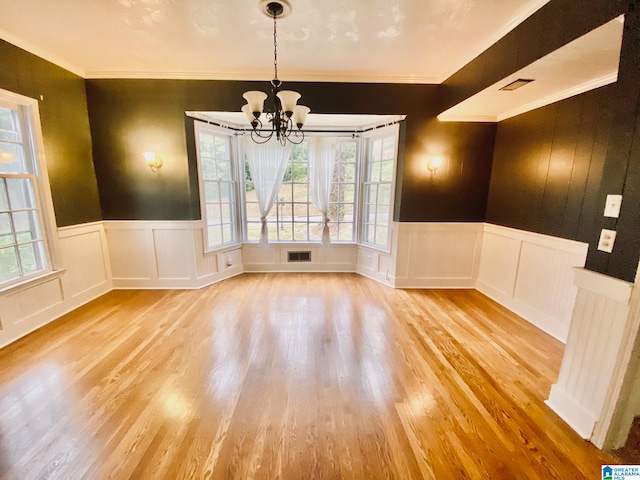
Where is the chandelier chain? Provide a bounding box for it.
[273,12,278,82]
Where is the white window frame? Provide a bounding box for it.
[358,124,400,253]
[194,122,241,253]
[0,89,60,291]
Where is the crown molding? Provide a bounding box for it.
[437,114,498,123]
[83,69,441,84]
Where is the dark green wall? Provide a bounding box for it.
[0,40,101,227]
[453,0,640,282]
[85,79,496,222]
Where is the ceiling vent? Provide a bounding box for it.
[499,78,535,91]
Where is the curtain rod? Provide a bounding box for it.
[191,117,405,135]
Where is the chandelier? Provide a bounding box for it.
[241,0,310,145]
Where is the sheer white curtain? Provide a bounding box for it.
[244,137,291,246]
[309,137,336,245]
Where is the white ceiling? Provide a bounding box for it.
[438,15,624,122]
[0,0,550,83]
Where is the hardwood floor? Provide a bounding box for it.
[0,273,615,479]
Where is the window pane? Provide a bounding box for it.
[367,205,377,225]
[19,241,45,275]
[336,162,356,183]
[206,204,221,224]
[221,203,233,223]
[0,142,27,174]
[341,184,355,203]
[205,182,219,203]
[219,183,232,202]
[372,139,382,161]
[276,222,292,241]
[214,137,228,160]
[375,226,389,246]
[378,184,391,205]
[377,205,390,224]
[294,222,309,241]
[338,223,353,242]
[0,108,20,142]
[245,202,261,222]
[368,160,381,182]
[365,224,375,244]
[0,180,8,211]
[0,212,15,245]
[382,137,396,160]
[309,223,322,241]
[13,210,41,242]
[222,224,233,244]
[207,225,223,247]
[0,246,19,282]
[247,222,261,241]
[198,132,215,157]
[293,202,308,218]
[292,184,308,201]
[216,160,230,180]
[365,184,377,205]
[381,160,394,182]
[7,178,36,209]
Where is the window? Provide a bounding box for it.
[0,94,52,287]
[194,123,238,251]
[244,137,358,242]
[362,128,398,249]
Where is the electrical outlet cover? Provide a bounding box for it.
[597,229,617,253]
[604,194,623,218]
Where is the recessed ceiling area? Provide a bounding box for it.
[0,0,549,83]
[438,15,624,122]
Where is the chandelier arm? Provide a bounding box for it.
[250,129,275,144]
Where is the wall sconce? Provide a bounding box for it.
[143,151,163,172]
[427,156,443,175]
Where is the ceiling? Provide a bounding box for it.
[438,15,624,122]
[0,0,550,83]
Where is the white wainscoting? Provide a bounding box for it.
[104,221,243,289]
[0,222,112,349]
[547,268,634,442]
[392,222,483,288]
[243,243,358,272]
[476,224,588,342]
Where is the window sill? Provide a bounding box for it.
[0,269,67,296]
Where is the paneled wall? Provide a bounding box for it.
[393,223,483,288]
[0,222,112,349]
[104,221,243,289]
[547,268,634,444]
[486,85,614,243]
[477,224,588,341]
[243,244,358,273]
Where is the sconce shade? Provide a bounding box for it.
[293,105,310,128]
[144,151,163,171]
[276,90,301,116]
[431,157,443,169]
[242,91,268,117]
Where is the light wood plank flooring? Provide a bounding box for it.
[0,273,615,479]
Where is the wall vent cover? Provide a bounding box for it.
[499,78,535,91]
[288,251,311,262]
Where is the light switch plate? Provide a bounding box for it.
[604,194,623,218]
[598,229,617,253]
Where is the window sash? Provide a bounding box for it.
[194,123,240,252]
